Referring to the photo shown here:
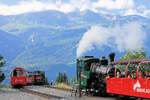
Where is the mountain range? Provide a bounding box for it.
[0,10,150,84]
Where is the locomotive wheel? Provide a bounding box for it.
[116,95,132,100]
[136,97,143,100]
[85,88,91,96]
[98,90,107,97]
[116,95,124,100]
[12,84,23,89]
[12,85,16,88]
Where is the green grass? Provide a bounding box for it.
[55,83,72,89]
[0,84,11,88]
[0,84,4,88]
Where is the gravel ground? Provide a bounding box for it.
[16,86,150,100]
[23,86,117,100]
[80,96,150,100]
[24,86,72,98]
[80,96,116,100]
[0,88,50,100]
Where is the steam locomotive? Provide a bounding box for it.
[77,53,150,99]
[77,53,116,95]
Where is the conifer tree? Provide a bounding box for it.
[0,55,5,83]
[63,72,68,84]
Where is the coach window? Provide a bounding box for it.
[116,71,121,78]
[140,63,150,78]
[13,70,17,77]
[18,70,26,76]
[127,64,138,79]
[116,64,127,78]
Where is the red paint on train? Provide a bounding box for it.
[107,60,150,99]
[11,67,46,87]
[10,67,28,86]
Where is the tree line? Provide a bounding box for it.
[55,72,68,84]
[55,72,77,85]
[0,54,5,83]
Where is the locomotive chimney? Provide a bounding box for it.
[100,56,108,65]
[109,52,115,62]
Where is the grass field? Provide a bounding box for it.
[55,83,72,89]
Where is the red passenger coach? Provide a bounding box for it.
[27,72,34,85]
[10,67,28,87]
[107,59,150,99]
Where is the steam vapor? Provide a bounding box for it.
[77,22,146,57]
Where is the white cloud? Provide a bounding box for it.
[93,0,135,10]
[124,9,137,15]
[137,5,150,17]
[0,0,150,17]
[0,1,50,15]
[70,0,93,11]
[77,22,146,57]
[123,6,150,17]
[0,0,95,15]
[0,0,75,15]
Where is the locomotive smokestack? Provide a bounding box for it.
[102,56,105,60]
[100,56,108,65]
[109,53,115,62]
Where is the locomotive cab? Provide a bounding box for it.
[77,55,111,95]
[10,67,27,87]
[77,56,99,87]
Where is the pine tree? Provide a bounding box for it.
[56,72,64,83]
[63,72,68,84]
[55,72,69,84]
[71,76,76,85]
[56,72,60,83]
[0,55,5,67]
[0,55,5,83]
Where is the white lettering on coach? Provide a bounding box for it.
[133,80,141,91]
[133,80,150,94]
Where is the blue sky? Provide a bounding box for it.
[0,0,150,17]
[0,0,149,6]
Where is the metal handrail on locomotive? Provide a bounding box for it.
[77,53,150,99]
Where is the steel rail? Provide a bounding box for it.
[19,88,63,99]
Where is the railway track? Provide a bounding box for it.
[15,85,84,100]
[18,87,64,99]
[43,85,86,97]
[12,86,148,100]
[44,85,73,92]
[43,86,150,100]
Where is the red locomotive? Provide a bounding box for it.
[10,67,28,88]
[10,67,46,88]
